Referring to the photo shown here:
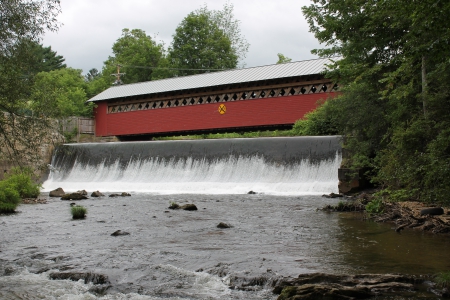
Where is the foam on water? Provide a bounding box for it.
[0,267,232,300]
[43,152,341,195]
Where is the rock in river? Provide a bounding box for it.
[61,193,88,200]
[49,187,65,197]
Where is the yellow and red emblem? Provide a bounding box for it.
[218,104,226,115]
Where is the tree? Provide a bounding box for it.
[301,0,450,203]
[31,68,93,118]
[277,53,292,64]
[169,11,238,76]
[196,2,249,66]
[102,29,166,84]
[30,43,66,73]
[85,68,100,82]
[0,0,61,167]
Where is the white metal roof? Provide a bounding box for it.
[88,57,337,102]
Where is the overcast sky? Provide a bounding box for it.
[42,0,322,74]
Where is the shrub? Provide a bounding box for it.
[2,167,41,198]
[365,199,384,214]
[0,203,17,214]
[71,205,87,219]
[0,184,21,213]
[435,271,450,288]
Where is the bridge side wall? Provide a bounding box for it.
[93,93,337,137]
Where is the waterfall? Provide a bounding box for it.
[43,136,342,195]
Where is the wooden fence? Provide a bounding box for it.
[61,117,95,134]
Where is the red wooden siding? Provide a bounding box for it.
[94,93,337,137]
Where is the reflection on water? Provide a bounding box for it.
[0,194,449,299]
[337,212,450,275]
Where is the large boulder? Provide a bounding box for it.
[91,191,105,197]
[49,187,65,197]
[76,190,88,196]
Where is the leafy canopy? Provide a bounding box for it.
[102,28,166,84]
[169,11,238,76]
[31,68,93,118]
[0,0,61,167]
[301,0,450,203]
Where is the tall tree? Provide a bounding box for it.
[168,11,238,76]
[30,43,66,73]
[0,0,61,167]
[31,68,93,118]
[102,29,166,84]
[196,2,249,66]
[85,68,100,82]
[302,0,450,203]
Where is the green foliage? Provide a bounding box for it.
[195,3,249,65]
[302,0,450,204]
[169,202,179,209]
[102,29,166,85]
[276,53,292,64]
[434,271,450,288]
[71,205,87,219]
[0,186,21,213]
[31,68,94,117]
[0,167,40,213]
[291,97,340,136]
[365,199,384,215]
[0,203,18,214]
[30,42,66,73]
[63,126,78,143]
[0,1,61,166]
[154,130,294,141]
[85,68,100,82]
[2,167,41,198]
[169,11,238,76]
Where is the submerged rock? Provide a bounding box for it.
[322,193,343,198]
[111,230,130,236]
[109,192,131,198]
[49,271,109,284]
[273,273,424,300]
[49,187,65,197]
[180,204,198,211]
[61,193,88,200]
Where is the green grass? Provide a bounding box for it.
[71,205,87,219]
[435,271,450,288]
[168,201,179,209]
[153,129,295,141]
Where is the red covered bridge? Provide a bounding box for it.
[88,58,338,140]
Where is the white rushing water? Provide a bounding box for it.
[43,152,342,195]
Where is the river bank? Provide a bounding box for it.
[323,190,450,235]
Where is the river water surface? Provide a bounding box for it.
[1,138,449,299]
[1,193,450,299]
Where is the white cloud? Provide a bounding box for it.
[43,0,321,74]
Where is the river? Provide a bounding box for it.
[0,137,449,299]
